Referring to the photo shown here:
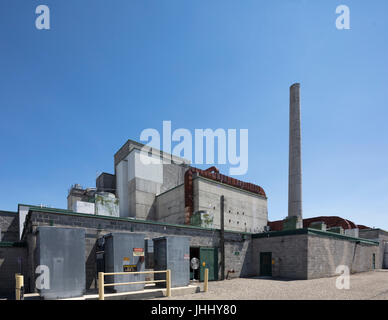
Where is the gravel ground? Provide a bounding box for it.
[157,270,388,300]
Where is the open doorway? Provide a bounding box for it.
[190,247,200,280]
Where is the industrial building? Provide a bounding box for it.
[0,84,387,299]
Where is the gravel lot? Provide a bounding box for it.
[157,270,388,300]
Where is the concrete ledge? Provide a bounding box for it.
[29,284,201,300]
[0,241,26,247]
[72,284,200,300]
[253,228,379,246]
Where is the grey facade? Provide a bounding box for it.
[112,140,268,234]
[0,243,26,298]
[102,232,145,292]
[153,236,190,288]
[306,234,378,278]
[155,185,185,225]
[35,226,86,299]
[0,206,383,298]
[0,210,19,242]
[359,228,388,269]
[21,208,254,295]
[96,172,116,193]
[193,176,267,233]
[252,229,379,280]
[114,140,190,220]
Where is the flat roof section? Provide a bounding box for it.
[252,228,379,246]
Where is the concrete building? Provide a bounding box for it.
[71,139,268,234]
[0,206,382,298]
[0,83,386,299]
[114,140,189,220]
[358,228,388,269]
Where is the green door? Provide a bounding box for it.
[199,247,218,281]
[260,252,272,276]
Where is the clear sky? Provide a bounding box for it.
[1,1,387,229]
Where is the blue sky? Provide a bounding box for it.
[0,0,387,229]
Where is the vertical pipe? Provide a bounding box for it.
[220,195,225,280]
[166,269,171,297]
[288,83,303,221]
[98,272,104,300]
[204,268,209,292]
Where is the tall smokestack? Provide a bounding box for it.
[288,83,302,226]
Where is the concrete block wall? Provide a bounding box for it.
[252,231,380,280]
[307,235,379,279]
[358,228,388,269]
[23,210,254,293]
[224,236,253,278]
[252,234,308,279]
[385,242,388,269]
[0,211,19,242]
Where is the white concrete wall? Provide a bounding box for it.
[18,205,29,240]
[116,148,187,219]
[72,201,95,215]
[116,159,129,217]
[193,176,267,233]
[95,193,119,217]
[128,149,163,184]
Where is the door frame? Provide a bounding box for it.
[199,246,219,281]
[260,252,272,277]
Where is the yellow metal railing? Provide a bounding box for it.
[204,268,209,292]
[98,270,171,300]
[15,274,24,300]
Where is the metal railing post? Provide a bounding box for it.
[166,269,171,297]
[98,272,105,300]
[15,274,24,300]
[204,268,209,292]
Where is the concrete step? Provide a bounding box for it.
[66,284,201,300]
